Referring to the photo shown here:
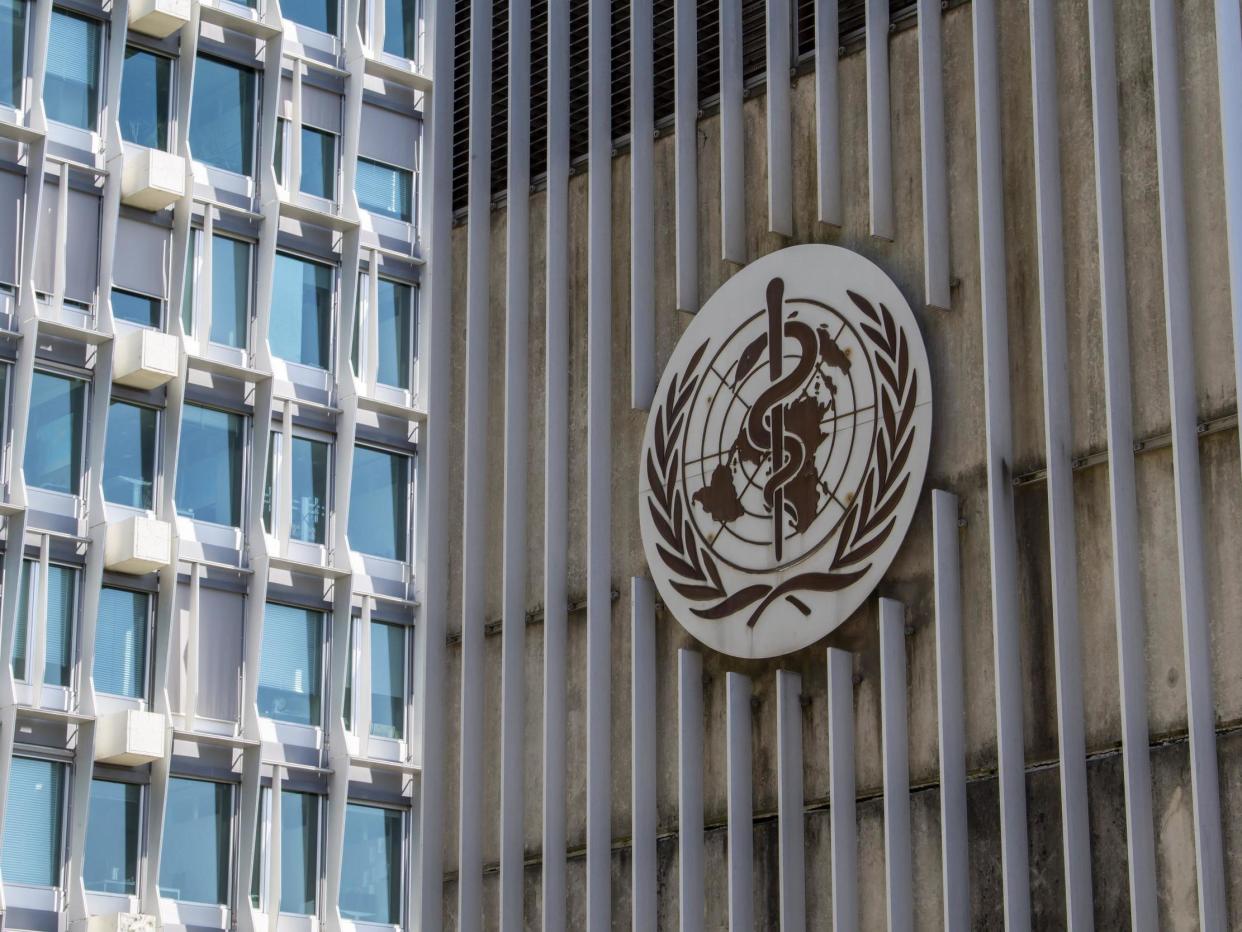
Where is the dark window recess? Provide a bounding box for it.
[451,0,919,214]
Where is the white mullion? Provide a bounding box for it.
[917,0,950,309]
[815,0,840,226]
[631,0,655,401]
[865,0,892,239]
[726,672,753,931]
[678,648,704,932]
[674,0,698,310]
[879,599,912,932]
[775,669,805,930]
[827,647,856,932]
[765,0,792,235]
[630,578,657,930]
[718,0,745,262]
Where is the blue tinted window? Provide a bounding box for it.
[356,158,412,222]
[370,621,405,739]
[159,778,231,905]
[0,0,27,108]
[43,563,75,686]
[119,47,170,149]
[280,791,319,914]
[25,370,85,495]
[382,0,415,58]
[211,234,251,347]
[10,560,27,679]
[1,758,64,886]
[93,587,148,698]
[340,804,401,923]
[271,253,333,369]
[103,400,157,509]
[376,278,415,389]
[84,780,140,894]
[175,404,243,526]
[45,10,100,129]
[291,436,329,544]
[258,603,323,727]
[190,56,255,175]
[300,126,336,199]
[348,445,407,560]
[282,0,336,33]
[111,287,161,328]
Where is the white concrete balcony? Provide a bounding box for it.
[127,0,191,37]
[105,515,172,574]
[113,327,179,389]
[121,147,186,211]
[94,709,168,766]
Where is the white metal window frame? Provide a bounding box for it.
[256,598,330,747]
[102,396,163,520]
[11,557,82,710]
[118,41,179,154]
[26,363,90,518]
[186,226,257,358]
[189,51,262,198]
[174,400,250,552]
[91,583,156,709]
[346,440,413,583]
[265,422,334,553]
[353,269,418,402]
[340,798,407,932]
[44,5,107,150]
[1,753,72,911]
[251,784,327,921]
[294,122,340,210]
[355,155,414,227]
[156,775,237,927]
[269,247,338,390]
[82,774,148,910]
[110,284,166,332]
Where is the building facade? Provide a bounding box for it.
[3,0,1242,930]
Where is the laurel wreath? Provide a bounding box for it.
[646,290,920,629]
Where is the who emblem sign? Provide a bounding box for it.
[640,245,933,658]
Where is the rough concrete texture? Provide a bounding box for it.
[434,0,1242,927]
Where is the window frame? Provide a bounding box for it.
[92,583,155,701]
[257,599,328,729]
[158,775,237,908]
[339,799,406,926]
[2,755,70,890]
[117,42,176,152]
[355,155,414,224]
[270,247,338,374]
[26,364,89,499]
[264,424,334,546]
[188,52,259,180]
[13,557,82,690]
[174,400,249,531]
[0,0,31,112]
[186,228,257,351]
[367,618,409,742]
[82,775,146,896]
[102,396,162,512]
[347,441,412,563]
[252,786,325,916]
[110,284,164,330]
[44,6,105,135]
[298,122,339,203]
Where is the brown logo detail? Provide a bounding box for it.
[645,281,919,630]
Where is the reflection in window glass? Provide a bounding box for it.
[175,404,243,526]
[258,603,323,726]
[0,0,27,108]
[376,278,415,389]
[25,370,85,494]
[271,253,332,369]
[11,561,76,687]
[280,791,319,915]
[211,234,251,348]
[119,48,171,149]
[283,0,337,35]
[356,158,412,222]
[103,400,157,509]
[382,0,416,59]
[1,757,64,886]
[340,803,401,924]
[84,780,140,895]
[300,126,336,199]
[348,445,407,561]
[45,10,100,130]
[111,287,161,328]
[93,587,148,699]
[370,621,405,739]
[189,56,255,175]
[159,778,232,905]
[291,436,329,543]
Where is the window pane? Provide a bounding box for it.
[291,436,329,544]
[258,603,323,726]
[370,621,405,739]
[93,587,148,698]
[343,620,354,730]
[211,234,251,348]
[262,432,277,532]
[340,804,401,924]
[44,563,75,686]
[0,0,26,108]
[83,780,140,894]
[382,0,415,59]
[103,400,157,509]
[348,446,407,561]
[280,791,319,914]
[356,158,412,222]
[45,10,100,130]
[159,778,231,905]
[274,118,286,185]
[12,559,30,680]
[119,48,170,149]
[376,278,414,389]
[175,405,243,526]
[2,758,64,886]
[299,126,336,199]
[271,253,332,369]
[111,287,161,328]
[189,56,255,175]
[25,370,85,495]
[282,0,336,34]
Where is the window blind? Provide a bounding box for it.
[12,559,31,680]
[2,757,65,886]
[46,12,98,83]
[258,603,323,725]
[356,158,413,222]
[43,564,76,687]
[94,588,148,699]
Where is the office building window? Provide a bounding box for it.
[266,434,330,544]
[300,126,336,200]
[376,278,415,389]
[1,757,65,887]
[12,560,77,686]
[271,253,332,370]
[103,400,157,510]
[340,803,401,924]
[175,404,243,526]
[274,117,287,184]
[159,778,232,905]
[93,587,148,699]
[278,790,319,914]
[258,603,323,727]
[356,158,412,222]
[45,10,100,130]
[25,369,86,495]
[1,0,26,108]
[111,287,161,328]
[382,0,415,59]
[370,621,405,739]
[83,779,140,895]
[209,233,252,348]
[119,47,171,149]
[283,0,337,35]
[348,445,407,561]
[190,56,255,176]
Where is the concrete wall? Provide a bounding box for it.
[433,0,1242,927]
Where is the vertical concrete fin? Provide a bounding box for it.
[726,672,753,931]
[631,578,658,931]
[775,669,806,930]
[879,599,912,932]
[866,0,893,240]
[827,646,857,932]
[815,0,841,225]
[678,649,705,932]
